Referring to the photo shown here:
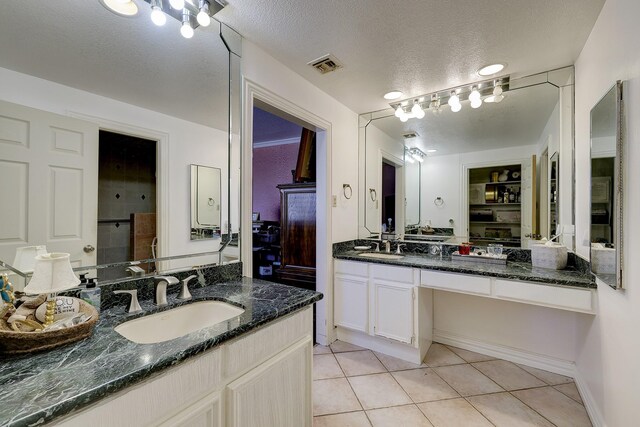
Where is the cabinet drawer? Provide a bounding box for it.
[494,280,594,313]
[370,264,413,284]
[420,271,491,295]
[335,259,368,277]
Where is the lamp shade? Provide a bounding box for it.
[12,245,48,272]
[23,253,80,295]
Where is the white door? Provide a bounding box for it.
[226,337,312,427]
[334,275,369,333]
[0,100,98,269]
[373,281,414,344]
[521,155,536,248]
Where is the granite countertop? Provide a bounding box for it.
[335,250,596,289]
[0,278,322,427]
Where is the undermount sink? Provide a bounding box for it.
[115,301,244,344]
[358,252,405,260]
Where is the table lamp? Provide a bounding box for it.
[23,253,80,326]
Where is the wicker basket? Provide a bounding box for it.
[0,300,99,355]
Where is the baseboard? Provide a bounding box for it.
[574,370,605,427]
[433,329,576,377]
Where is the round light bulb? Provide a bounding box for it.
[493,94,504,103]
[470,98,482,109]
[197,10,211,27]
[411,103,423,117]
[415,108,425,119]
[493,85,503,97]
[400,114,409,123]
[181,22,194,38]
[150,7,166,26]
[469,87,481,102]
[395,106,404,118]
[448,93,459,107]
[451,102,462,113]
[170,0,185,9]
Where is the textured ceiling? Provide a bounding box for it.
[0,0,229,129]
[218,0,604,114]
[369,82,559,156]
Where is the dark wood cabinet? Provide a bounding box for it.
[275,183,316,289]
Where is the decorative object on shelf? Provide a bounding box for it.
[1,274,15,306]
[458,242,472,255]
[510,171,521,181]
[487,243,504,257]
[531,242,568,270]
[434,196,444,206]
[343,184,353,199]
[490,171,499,182]
[23,253,80,327]
[498,169,510,182]
[496,210,521,223]
[485,228,512,239]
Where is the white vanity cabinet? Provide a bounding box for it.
[53,307,313,427]
[333,260,429,364]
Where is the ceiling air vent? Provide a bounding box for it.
[402,131,419,139]
[308,54,343,74]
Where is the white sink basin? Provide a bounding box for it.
[115,301,244,344]
[358,252,405,260]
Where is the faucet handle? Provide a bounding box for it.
[371,242,380,252]
[396,244,406,254]
[154,276,179,285]
[114,290,142,313]
[178,275,197,300]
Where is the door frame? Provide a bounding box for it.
[242,79,333,345]
[67,112,169,259]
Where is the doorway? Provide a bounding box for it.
[381,161,397,232]
[97,130,157,280]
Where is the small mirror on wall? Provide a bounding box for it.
[190,165,222,240]
[590,81,624,289]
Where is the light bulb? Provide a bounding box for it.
[181,22,194,38]
[411,103,425,119]
[170,0,185,9]
[469,86,481,102]
[470,98,482,109]
[493,94,504,103]
[150,7,166,26]
[493,85,503,97]
[395,106,404,118]
[400,114,409,123]
[448,92,459,107]
[451,102,462,113]
[197,10,211,26]
[405,153,415,163]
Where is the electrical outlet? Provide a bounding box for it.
[332,195,337,207]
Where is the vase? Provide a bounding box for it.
[498,169,510,182]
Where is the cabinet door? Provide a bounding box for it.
[156,392,221,427]
[226,337,312,427]
[373,282,414,344]
[334,274,368,332]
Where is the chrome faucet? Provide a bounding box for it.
[153,276,178,306]
[396,244,406,254]
[178,275,197,300]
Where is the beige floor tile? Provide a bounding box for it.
[314,344,332,355]
[313,411,372,427]
[516,364,574,385]
[513,386,592,427]
[313,378,362,416]
[433,364,503,397]
[472,360,546,391]
[314,354,345,380]
[468,392,554,426]
[373,351,426,372]
[417,398,493,427]
[445,345,496,363]
[335,351,386,377]
[391,368,459,403]
[348,373,413,409]
[367,404,433,427]
[330,340,367,353]
[554,382,584,404]
[424,343,466,367]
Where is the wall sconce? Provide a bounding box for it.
[391,76,510,121]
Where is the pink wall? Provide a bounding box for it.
[252,143,299,221]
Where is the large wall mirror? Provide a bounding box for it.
[0,2,241,286]
[590,81,624,289]
[359,67,576,250]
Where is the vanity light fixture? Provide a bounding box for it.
[477,63,505,76]
[384,91,404,100]
[150,0,167,26]
[404,147,415,163]
[180,10,195,38]
[99,0,139,17]
[409,147,425,163]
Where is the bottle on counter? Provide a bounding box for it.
[80,278,101,312]
[509,189,516,202]
[503,188,510,204]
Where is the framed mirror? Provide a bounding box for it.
[590,81,624,289]
[0,2,241,286]
[191,165,222,240]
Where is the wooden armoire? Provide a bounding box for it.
[275,183,316,290]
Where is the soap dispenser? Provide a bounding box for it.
[80,278,101,313]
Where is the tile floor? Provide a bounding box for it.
[313,341,592,427]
